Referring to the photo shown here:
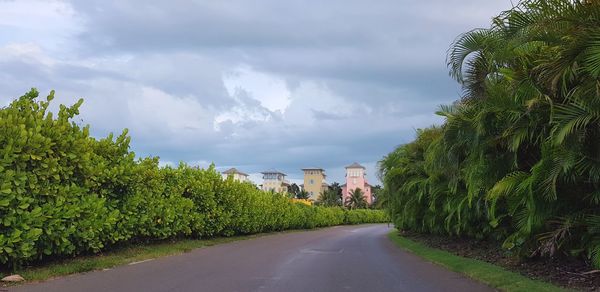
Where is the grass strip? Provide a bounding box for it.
[387,231,566,292]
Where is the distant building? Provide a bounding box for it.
[341,162,372,205]
[301,168,328,201]
[261,170,289,193]
[221,168,249,182]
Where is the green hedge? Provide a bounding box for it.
[0,90,388,268]
[344,209,388,225]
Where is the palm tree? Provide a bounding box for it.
[345,188,368,210]
[380,0,600,267]
[318,189,341,207]
[287,183,300,199]
[446,0,600,257]
[328,182,343,197]
[296,190,310,200]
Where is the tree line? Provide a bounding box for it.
[287,182,382,209]
[379,0,600,267]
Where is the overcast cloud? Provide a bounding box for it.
[0,0,513,184]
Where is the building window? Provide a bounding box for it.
[352,178,357,185]
[310,179,314,185]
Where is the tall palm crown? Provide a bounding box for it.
[345,188,368,210]
[318,189,342,207]
[296,190,311,200]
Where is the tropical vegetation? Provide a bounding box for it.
[317,189,342,207]
[379,0,600,267]
[0,89,387,268]
[287,183,300,198]
[295,190,311,200]
[345,188,368,210]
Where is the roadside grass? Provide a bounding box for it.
[388,231,566,292]
[0,233,271,286]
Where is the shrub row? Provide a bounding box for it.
[0,90,387,268]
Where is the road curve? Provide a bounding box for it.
[11,224,493,292]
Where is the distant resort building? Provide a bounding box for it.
[261,169,289,193]
[221,168,249,182]
[301,167,328,201]
[341,162,372,205]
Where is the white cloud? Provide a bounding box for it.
[284,81,361,126]
[127,86,215,137]
[0,0,83,55]
[223,65,291,113]
[0,43,56,66]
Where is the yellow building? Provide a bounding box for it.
[221,168,249,182]
[302,168,328,201]
[261,170,289,193]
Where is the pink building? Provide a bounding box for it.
[341,162,372,205]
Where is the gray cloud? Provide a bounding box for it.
[0,0,513,184]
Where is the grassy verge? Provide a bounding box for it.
[0,232,278,286]
[387,231,566,292]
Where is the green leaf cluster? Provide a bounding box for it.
[379,0,600,267]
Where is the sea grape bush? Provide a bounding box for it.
[344,209,388,225]
[0,89,387,268]
[379,0,600,267]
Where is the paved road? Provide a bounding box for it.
[11,224,493,292]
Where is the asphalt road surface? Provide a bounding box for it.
[11,224,493,292]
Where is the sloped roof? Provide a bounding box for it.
[345,162,366,169]
[301,167,324,171]
[222,168,248,176]
[261,169,286,176]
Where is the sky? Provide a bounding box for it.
[0,0,513,185]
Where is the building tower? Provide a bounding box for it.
[341,162,372,205]
[260,170,289,193]
[301,168,328,201]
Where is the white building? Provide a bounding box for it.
[261,170,289,193]
[221,168,249,182]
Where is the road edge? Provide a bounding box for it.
[1,224,383,288]
[387,230,566,292]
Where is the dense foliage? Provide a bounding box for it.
[316,182,343,207]
[380,0,600,266]
[317,189,342,207]
[0,89,387,268]
[345,188,368,210]
[295,190,311,200]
